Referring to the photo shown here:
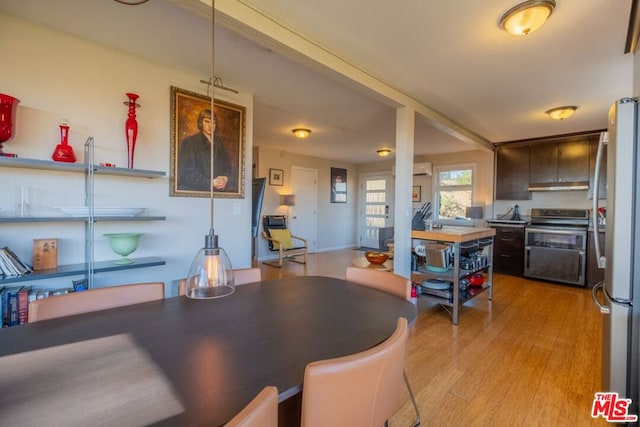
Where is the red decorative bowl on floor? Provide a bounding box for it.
[365,251,389,265]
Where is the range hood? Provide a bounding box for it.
[527,181,589,191]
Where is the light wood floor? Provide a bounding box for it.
[258,248,607,426]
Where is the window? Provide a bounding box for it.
[433,164,475,224]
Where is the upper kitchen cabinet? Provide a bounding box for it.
[589,134,607,199]
[528,138,590,190]
[495,144,531,200]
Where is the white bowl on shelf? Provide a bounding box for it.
[55,206,145,217]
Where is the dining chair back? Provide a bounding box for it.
[301,317,408,427]
[345,266,411,300]
[178,267,261,296]
[28,282,165,322]
[345,266,421,426]
[225,386,278,427]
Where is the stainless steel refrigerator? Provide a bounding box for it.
[592,97,640,419]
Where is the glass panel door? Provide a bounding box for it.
[359,174,393,249]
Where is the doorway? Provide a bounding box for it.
[291,166,318,253]
[359,173,394,249]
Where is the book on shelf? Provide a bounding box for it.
[0,247,33,277]
[17,287,31,325]
[5,286,23,327]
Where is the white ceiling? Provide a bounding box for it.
[0,0,634,164]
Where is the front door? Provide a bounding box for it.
[291,166,318,253]
[359,173,394,249]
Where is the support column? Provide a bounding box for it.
[393,107,415,278]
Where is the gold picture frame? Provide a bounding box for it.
[169,86,246,198]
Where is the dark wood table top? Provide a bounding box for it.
[0,275,417,426]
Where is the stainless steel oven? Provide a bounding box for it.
[524,208,589,287]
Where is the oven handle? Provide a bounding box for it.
[592,131,607,269]
[525,227,587,236]
[591,281,610,314]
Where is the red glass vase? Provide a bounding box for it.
[124,93,140,169]
[51,122,76,163]
[0,93,20,157]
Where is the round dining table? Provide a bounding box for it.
[0,275,417,426]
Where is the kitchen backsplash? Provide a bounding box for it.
[493,190,607,220]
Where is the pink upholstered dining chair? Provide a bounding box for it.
[178,267,261,296]
[224,386,278,427]
[301,318,408,427]
[345,266,421,426]
[28,282,165,322]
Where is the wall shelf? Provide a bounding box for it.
[0,257,166,285]
[0,216,166,223]
[0,156,165,178]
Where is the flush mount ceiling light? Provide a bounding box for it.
[377,149,392,157]
[546,105,577,120]
[499,0,556,36]
[114,0,149,5]
[292,128,311,139]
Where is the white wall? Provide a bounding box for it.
[0,14,253,295]
[255,146,358,259]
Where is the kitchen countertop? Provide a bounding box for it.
[412,226,496,242]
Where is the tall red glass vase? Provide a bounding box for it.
[0,93,20,157]
[124,93,140,169]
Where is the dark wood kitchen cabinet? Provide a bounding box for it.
[490,225,525,276]
[529,139,590,185]
[495,144,531,200]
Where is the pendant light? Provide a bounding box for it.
[184,0,235,299]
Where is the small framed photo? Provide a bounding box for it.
[412,185,421,202]
[269,168,284,186]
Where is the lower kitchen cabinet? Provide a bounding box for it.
[491,225,525,276]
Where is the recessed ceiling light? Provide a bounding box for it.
[545,106,577,120]
[499,0,556,36]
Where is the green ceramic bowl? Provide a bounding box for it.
[104,233,144,264]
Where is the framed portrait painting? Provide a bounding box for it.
[170,86,246,198]
[330,167,347,203]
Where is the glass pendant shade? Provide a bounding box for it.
[185,230,235,299]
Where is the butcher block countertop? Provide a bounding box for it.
[412,226,496,242]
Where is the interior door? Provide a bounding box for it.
[291,166,318,253]
[359,173,394,249]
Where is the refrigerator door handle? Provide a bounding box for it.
[591,281,611,314]
[592,131,607,269]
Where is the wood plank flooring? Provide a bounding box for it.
[258,248,607,426]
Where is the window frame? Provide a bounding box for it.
[432,163,476,226]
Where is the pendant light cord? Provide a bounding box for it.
[210,0,216,231]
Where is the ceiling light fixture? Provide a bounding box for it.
[184,0,235,300]
[292,128,311,139]
[377,149,392,157]
[499,0,556,36]
[113,0,149,5]
[546,106,578,120]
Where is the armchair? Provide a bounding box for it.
[261,215,308,268]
